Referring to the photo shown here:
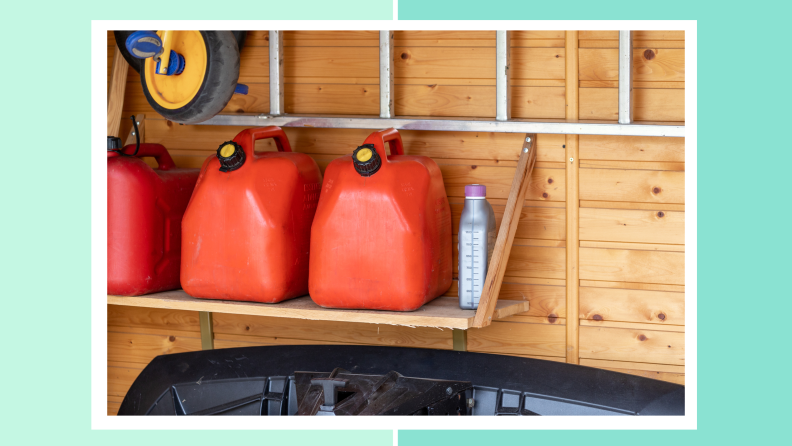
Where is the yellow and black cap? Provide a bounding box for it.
[352,144,382,177]
[216,141,246,172]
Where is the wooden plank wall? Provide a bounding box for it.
[106,30,685,414]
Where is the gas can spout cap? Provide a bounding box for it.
[216,141,246,172]
[107,136,123,151]
[352,144,382,177]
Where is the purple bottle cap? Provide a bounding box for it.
[465,184,486,198]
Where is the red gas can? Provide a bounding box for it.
[181,126,323,303]
[108,144,200,296]
[309,128,452,311]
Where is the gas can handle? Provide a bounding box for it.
[235,126,293,155]
[121,143,176,171]
[363,128,404,161]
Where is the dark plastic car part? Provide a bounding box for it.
[118,345,684,416]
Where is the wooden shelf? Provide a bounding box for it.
[107,290,529,330]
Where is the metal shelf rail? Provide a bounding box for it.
[199,30,683,138]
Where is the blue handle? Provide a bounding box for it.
[125,31,163,59]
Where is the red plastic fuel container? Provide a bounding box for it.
[309,128,452,311]
[108,143,199,296]
[181,126,323,303]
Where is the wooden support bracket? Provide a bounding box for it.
[124,114,146,146]
[107,46,129,138]
[471,134,537,328]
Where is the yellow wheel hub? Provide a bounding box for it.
[144,31,207,110]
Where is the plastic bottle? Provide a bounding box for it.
[458,184,496,309]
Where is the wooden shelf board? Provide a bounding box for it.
[107,290,529,330]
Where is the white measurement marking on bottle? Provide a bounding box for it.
[461,203,486,306]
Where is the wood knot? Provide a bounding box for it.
[554,54,560,58]
[658,313,666,321]
[592,314,603,321]
[638,334,647,341]
[548,178,554,184]
[548,314,558,324]
[166,120,173,127]
[401,52,409,60]
[236,109,245,113]
[542,192,549,199]
[245,326,250,331]
[471,165,477,170]
[657,211,665,218]
[169,336,176,342]
[644,49,656,60]
[652,187,661,194]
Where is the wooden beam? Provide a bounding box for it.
[107,45,129,137]
[471,134,537,328]
[565,30,580,364]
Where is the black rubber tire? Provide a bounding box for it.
[231,31,247,52]
[114,31,247,74]
[140,31,240,124]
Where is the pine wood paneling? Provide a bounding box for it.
[580,287,684,325]
[579,208,685,244]
[107,306,201,332]
[510,48,566,79]
[579,325,684,365]
[468,321,566,358]
[498,282,566,318]
[579,168,685,204]
[579,135,685,162]
[107,327,203,365]
[395,84,495,117]
[286,84,379,115]
[579,88,685,122]
[512,87,566,119]
[284,47,378,78]
[580,248,685,285]
[108,361,145,399]
[579,48,684,82]
[395,47,495,80]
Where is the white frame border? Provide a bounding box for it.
[92,19,696,432]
